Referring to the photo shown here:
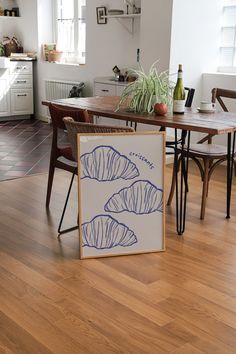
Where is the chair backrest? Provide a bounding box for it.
[63,117,134,161]
[49,103,90,130]
[211,88,236,112]
[184,87,195,108]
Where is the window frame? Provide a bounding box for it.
[53,0,86,65]
[219,3,236,72]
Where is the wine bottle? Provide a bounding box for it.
[173,64,185,114]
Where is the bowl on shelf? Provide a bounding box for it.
[107,9,124,15]
[48,50,63,63]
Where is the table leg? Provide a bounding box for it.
[174,129,191,235]
[226,132,236,219]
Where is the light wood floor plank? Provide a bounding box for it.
[0,164,236,353]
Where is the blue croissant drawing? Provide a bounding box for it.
[82,215,138,249]
[80,145,139,182]
[104,180,163,215]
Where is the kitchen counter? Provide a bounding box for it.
[10,57,37,61]
[94,76,128,86]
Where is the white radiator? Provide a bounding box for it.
[45,79,81,122]
[45,79,81,101]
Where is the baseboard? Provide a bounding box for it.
[166,155,174,165]
[38,114,51,123]
[0,115,31,122]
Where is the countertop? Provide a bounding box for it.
[94,76,128,86]
[10,57,37,61]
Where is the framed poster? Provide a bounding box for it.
[42,43,56,61]
[77,132,165,259]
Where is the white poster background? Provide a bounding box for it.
[78,133,165,259]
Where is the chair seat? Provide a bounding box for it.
[187,143,229,156]
[58,146,74,161]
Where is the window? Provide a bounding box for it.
[220,0,236,71]
[54,0,86,64]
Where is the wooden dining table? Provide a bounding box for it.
[42,96,236,235]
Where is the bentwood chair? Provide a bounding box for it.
[58,118,134,235]
[46,103,90,207]
[167,87,236,220]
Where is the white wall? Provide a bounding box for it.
[0,0,38,52]
[36,0,141,119]
[2,0,225,125]
[140,0,173,73]
[170,0,222,106]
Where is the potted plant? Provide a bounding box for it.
[116,61,173,115]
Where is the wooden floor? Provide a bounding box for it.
[1,164,236,353]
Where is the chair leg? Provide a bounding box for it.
[234,160,236,177]
[167,157,181,206]
[46,160,56,207]
[200,159,210,220]
[207,160,213,197]
[58,168,79,235]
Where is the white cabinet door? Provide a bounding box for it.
[11,89,33,115]
[116,85,125,96]
[94,83,120,126]
[10,61,32,75]
[11,75,33,89]
[94,83,116,96]
[0,70,10,117]
[94,81,128,126]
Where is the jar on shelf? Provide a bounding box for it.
[4,9,11,16]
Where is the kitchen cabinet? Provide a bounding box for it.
[94,77,127,126]
[10,89,33,115]
[0,60,34,121]
[94,76,160,133]
[0,69,10,117]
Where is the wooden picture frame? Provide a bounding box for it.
[96,6,107,24]
[77,132,166,259]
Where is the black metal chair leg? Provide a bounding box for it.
[58,168,79,235]
[226,132,236,219]
[174,129,180,233]
[175,129,191,235]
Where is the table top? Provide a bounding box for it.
[42,96,236,135]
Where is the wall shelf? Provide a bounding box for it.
[0,16,21,19]
[102,13,140,33]
[103,14,140,19]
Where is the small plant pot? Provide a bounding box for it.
[154,103,168,116]
[48,50,63,62]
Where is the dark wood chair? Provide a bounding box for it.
[167,87,236,220]
[46,103,90,207]
[58,118,134,235]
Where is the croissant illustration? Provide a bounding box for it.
[104,180,163,214]
[80,145,139,182]
[82,215,138,249]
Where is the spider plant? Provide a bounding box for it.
[116,61,173,113]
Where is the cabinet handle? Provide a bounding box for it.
[17,80,27,83]
[101,89,109,92]
[16,66,27,70]
[17,94,27,97]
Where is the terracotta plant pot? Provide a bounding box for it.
[154,103,168,116]
[48,50,63,62]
